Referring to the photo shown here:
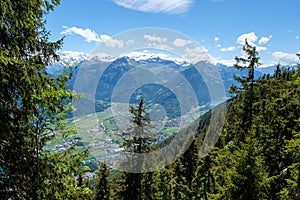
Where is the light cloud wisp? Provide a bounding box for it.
[220,46,236,52]
[173,38,193,47]
[259,35,273,45]
[272,51,299,64]
[61,26,110,43]
[236,32,268,52]
[111,0,194,14]
[144,35,167,43]
[236,32,258,46]
[61,26,125,48]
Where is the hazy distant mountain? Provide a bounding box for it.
[47,52,284,118]
[46,51,87,76]
[68,53,211,118]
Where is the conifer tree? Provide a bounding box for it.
[230,39,260,142]
[155,168,172,199]
[120,99,156,200]
[95,162,110,200]
[279,60,300,199]
[0,0,91,199]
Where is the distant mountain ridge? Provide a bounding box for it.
[73,54,211,118]
[47,52,284,77]
[46,53,289,118]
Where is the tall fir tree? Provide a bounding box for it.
[229,39,260,142]
[95,162,110,200]
[120,99,156,200]
[0,0,91,199]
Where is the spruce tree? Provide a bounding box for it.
[0,0,91,199]
[279,60,300,199]
[95,162,110,200]
[230,39,260,142]
[120,99,156,200]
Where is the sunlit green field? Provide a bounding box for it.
[47,109,182,159]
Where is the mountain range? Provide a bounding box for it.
[47,52,287,119]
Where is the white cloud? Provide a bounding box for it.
[105,38,124,48]
[272,51,299,64]
[220,46,236,52]
[172,38,193,47]
[126,40,135,45]
[147,43,172,50]
[215,58,236,66]
[111,0,194,14]
[183,46,211,63]
[255,46,267,52]
[100,35,112,41]
[185,46,208,54]
[144,35,167,43]
[259,35,272,45]
[61,26,110,43]
[61,26,126,48]
[217,44,222,48]
[236,32,268,51]
[214,37,219,42]
[296,36,300,40]
[236,32,258,45]
[155,44,171,50]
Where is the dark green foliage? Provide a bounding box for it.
[2,2,300,198]
[230,39,260,142]
[95,162,110,200]
[93,60,300,199]
[0,1,92,199]
[196,58,300,199]
[121,99,156,155]
[120,99,157,200]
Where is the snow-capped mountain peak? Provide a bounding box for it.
[59,51,88,65]
[121,51,190,66]
[47,50,194,75]
[87,53,116,63]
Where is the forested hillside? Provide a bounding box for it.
[87,40,300,200]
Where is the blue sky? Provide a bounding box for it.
[46,0,300,66]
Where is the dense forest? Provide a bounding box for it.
[1,1,300,199]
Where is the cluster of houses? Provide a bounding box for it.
[43,137,81,152]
